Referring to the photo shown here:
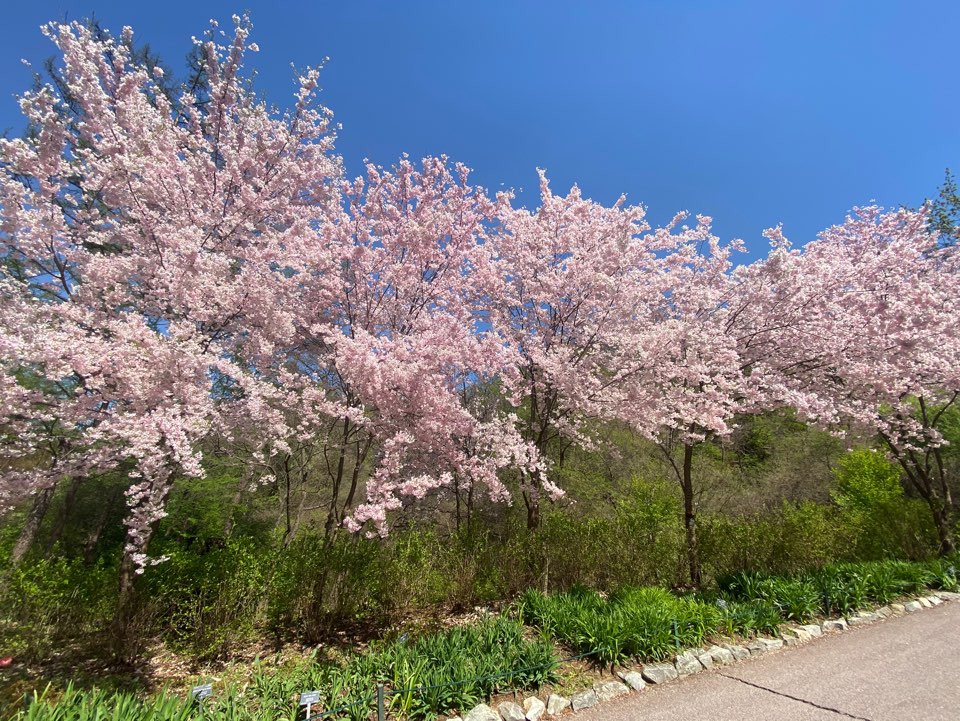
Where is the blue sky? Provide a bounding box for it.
[1,1,957,258]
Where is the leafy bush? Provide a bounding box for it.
[699,501,856,581]
[0,555,116,660]
[832,449,936,560]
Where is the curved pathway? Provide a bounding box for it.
[575,601,960,721]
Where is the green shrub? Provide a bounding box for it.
[0,556,116,660]
[699,501,855,581]
[832,449,937,560]
[143,537,268,659]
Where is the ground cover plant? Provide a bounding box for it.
[8,616,555,721]
[517,557,958,670]
[717,558,960,618]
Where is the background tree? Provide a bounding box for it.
[930,169,960,247]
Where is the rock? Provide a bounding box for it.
[570,690,598,713]
[449,718,463,721]
[723,644,750,661]
[938,591,960,602]
[798,624,823,638]
[466,704,500,721]
[674,650,703,677]
[747,637,783,655]
[783,635,802,647]
[821,618,848,632]
[523,697,546,721]
[890,603,906,614]
[927,596,943,606]
[904,600,923,613]
[785,627,812,643]
[641,663,679,684]
[546,695,570,716]
[594,681,630,702]
[705,645,735,665]
[848,612,881,626]
[617,670,647,691]
[876,606,893,618]
[498,703,526,721]
[918,597,933,608]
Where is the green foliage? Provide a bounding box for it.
[508,481,683,595]
[16,685,196,721]
[9,616,555,721]
[0,555,116,660]
[519,586,730,666]
[930,168,960,246]
[715,599,782,637]
[11,555,957,721]
[733,422,774,469]
[699,501,857,580]
[719,558,957,619]
[143,538,268,659]
[831,449,936,560]
[832,450,903,512]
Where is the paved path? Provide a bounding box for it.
[576,601,960,721]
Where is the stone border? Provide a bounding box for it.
[453,591,958,721]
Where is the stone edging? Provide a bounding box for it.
[453,591,959,721]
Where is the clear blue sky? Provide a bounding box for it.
[2,1,957,257]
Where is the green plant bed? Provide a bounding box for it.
[717,557,959,618]
[7,615,556,721]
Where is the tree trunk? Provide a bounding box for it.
[222,474,247,539]
[10,482,57,565]
[682,443,702,587]
[523,483,541,530]
[117,546,138,604]
[931,502,956,556]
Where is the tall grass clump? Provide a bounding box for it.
[519,586,730,665]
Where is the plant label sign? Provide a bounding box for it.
[191,684,213,701]
[300,691,321,706]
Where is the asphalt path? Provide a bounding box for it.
[575,601,960,721]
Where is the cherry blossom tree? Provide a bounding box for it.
[488,173,723,529]
[749,208,960,555]
[279,155,538,539]
[631,230,772,586]
[0,16,341,593]
[0,16,535,591]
